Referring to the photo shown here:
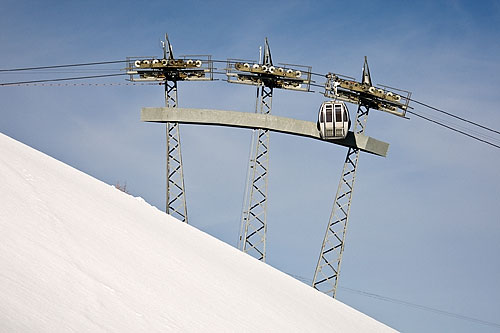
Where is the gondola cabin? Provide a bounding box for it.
[318,101,350,139]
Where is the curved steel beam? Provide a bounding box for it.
[141,107,389,157]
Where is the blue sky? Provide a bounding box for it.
[1,1,500,332]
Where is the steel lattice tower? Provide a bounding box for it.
[312,58,372,297]
[164,80,188,223]
[238,40,273,261]
[127,34,214,224]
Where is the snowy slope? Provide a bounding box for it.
[0,132,395,332]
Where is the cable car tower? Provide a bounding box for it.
[312,57,411,297]
[226,38,312,261]
[126,34,213,222]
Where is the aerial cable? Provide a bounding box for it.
[407,110,500,149]
[410,98,500,135]
[285,272,500,329]
[0,60,129,72]
[0,58,330,81]
[0,73,127,86]
[0,70,125,75]
[3,59,499,146]
[340,287,500,329]
[308,80,500,146]
[416,109,500,144]
[0,68,124,75]
[4,82,159,87]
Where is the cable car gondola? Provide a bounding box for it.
[317,101,350,139]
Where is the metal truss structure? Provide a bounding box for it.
[126,34,213,222]
[311,102,369,297]
[238,85,273,260]
[164,80,188,222]
[227,39,312,261]
[313,57,396,297]
[238,40,273,261]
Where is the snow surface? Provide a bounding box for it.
[0,132,396,332]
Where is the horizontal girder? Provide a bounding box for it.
[141,107,389,157]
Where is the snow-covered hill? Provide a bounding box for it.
[0,132,395,332]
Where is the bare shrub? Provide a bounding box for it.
[114,182,129,194]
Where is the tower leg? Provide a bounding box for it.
[165,81,188,223]
[238,85,273,261]
[312,103,369,297]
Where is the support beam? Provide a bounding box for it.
[141,107,389,157]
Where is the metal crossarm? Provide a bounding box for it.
[312,103,369,297]
[164,80,188,223]
[238,85,273,261]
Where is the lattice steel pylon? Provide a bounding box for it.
[312,58,372,297]
[164,79,188,222]
[238,40,273,261]
[127,33,214,223]
[226,38,312,261]
[161,35,188,223]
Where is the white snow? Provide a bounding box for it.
[0,132,396,332]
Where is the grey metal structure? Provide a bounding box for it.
[226,39,312,261]
[163,81,188,222]
[239,84,272,261]
[141,107,389,156]
[131,37,410,292]
[312,57,410,298]
[311,59,372,297]
[311,105,369,297]
[126,34,213,222]
[236,39,271,261]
